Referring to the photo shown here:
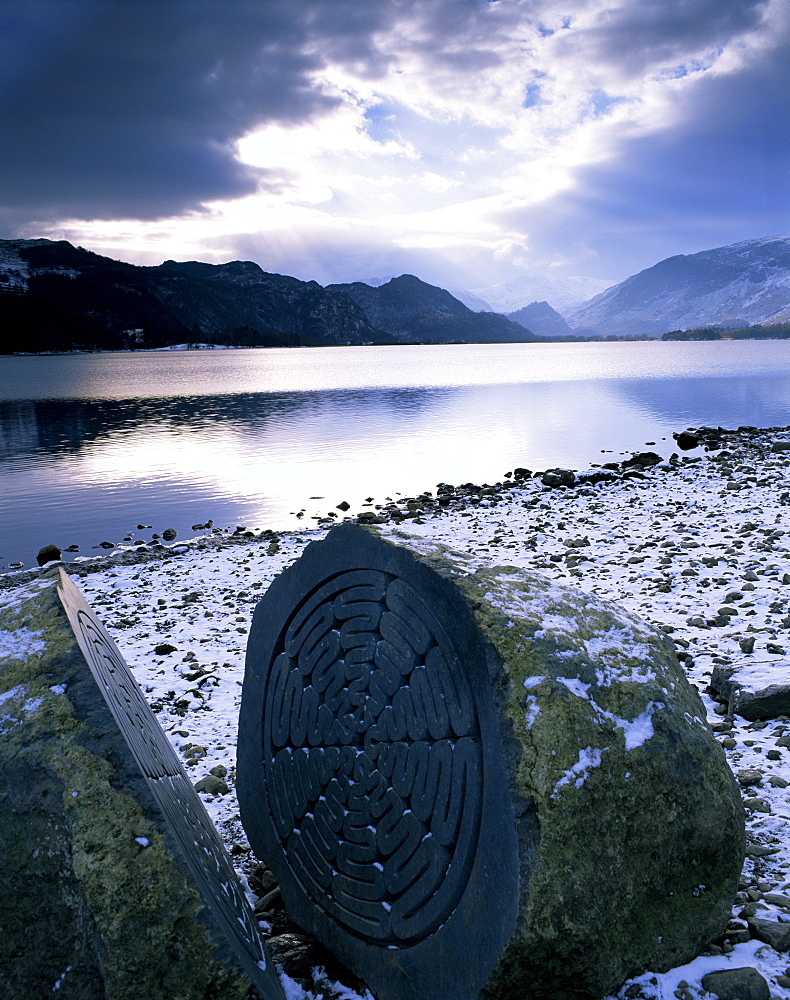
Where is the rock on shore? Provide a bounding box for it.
[0,570,281,1000]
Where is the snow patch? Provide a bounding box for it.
[553,747,603,796]
[0,626,46,659]
[556,676,592,698]
[595,701,664,751]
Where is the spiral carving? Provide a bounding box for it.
[262,569,483,945]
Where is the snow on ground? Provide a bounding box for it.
[4,426,790,998]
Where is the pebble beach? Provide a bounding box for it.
[5,423,790,1000]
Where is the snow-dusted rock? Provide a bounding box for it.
[238,525,744,1000]
[423,538,745,1000]
[710,659,790,720]
[0,570,283,1000]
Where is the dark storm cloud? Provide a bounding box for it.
[507,38,790,278]
[0,0,392,223]
[2,0,786,285]
[552,0,770,79]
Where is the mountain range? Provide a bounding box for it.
[564,236,790,337]
[1,234,788,351]
[0,240,537,352]
[326,275,534,344]
[470,273,614,313]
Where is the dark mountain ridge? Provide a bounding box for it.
[0,241,537,353]
[507,300,572,338]
[0,240,389,352]
[327,274,538,344]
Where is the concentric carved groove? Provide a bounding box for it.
[262,569,483,944]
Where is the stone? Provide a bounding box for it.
[576,469,620,487]
[701,967,770,999]
[749,917,790,951]
[238,523,744,1000]
[36,543,62,566]
[154,642,178,655]
[0,570,284,1000]
[710,660,790,720]
[195,775,230,796]
[162,528,178,541]
[621,451,662,469]
[541,468,576,488]
[266,931,355,988]
[336,501,351,511]
[771,441,790,452]
[674,432,700,450]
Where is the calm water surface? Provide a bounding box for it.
[1,341,789,568]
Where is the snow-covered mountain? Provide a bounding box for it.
[564,236,790,337]
[0,238,58,291]
[470,273,615,314]
[447,287,494,312]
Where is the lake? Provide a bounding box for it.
[1,341,789,569]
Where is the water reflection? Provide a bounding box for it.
[612,374,790,431]
[0,388,447,462]
[2,343,790,568]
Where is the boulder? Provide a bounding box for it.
[701,967,770,1000]
[238,524,744,1000]
[621,451,662,469]
[36,542,62,566]
[710,659,790,720]
[749,917,790,951]
[0,569,284,1000]
[541,467,576,488]
[674,431,700,450]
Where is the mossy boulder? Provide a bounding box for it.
[239,524,744,1000]
[406,533,745,999]
[0,570,282,1000]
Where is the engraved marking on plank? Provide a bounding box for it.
[57,570,281,996]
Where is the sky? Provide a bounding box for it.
[1,0,788,295]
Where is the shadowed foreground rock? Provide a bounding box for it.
[0,569,283,1000]
[239,524,745,1000]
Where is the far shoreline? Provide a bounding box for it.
[5,335,790,358]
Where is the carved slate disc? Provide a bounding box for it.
[238,524,520,1000]
[57,569,285,1000]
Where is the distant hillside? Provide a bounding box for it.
[662,322,790,341]
[0,240,389,352]
[326,274,538,344]
[0,241,537,352]
[564,236,790,338]
[508,301,572,337]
